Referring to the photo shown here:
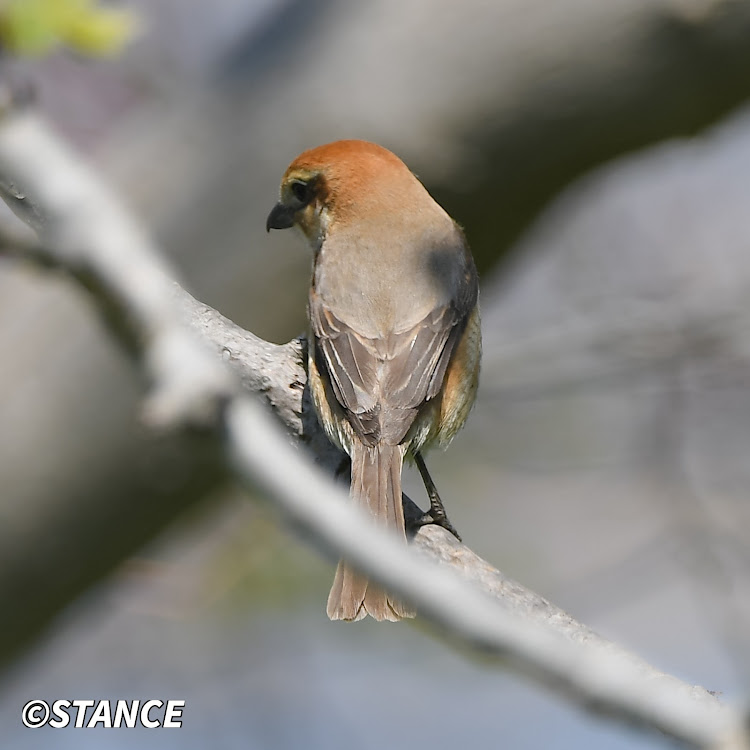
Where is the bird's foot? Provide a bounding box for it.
[408,503,462,542]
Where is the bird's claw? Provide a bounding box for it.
[408,506,462,542]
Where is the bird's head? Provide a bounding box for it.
[266,140,442,248]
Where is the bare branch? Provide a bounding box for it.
[0,105,746,749]
[7,0,750,683]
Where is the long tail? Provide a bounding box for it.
[326,441,416,621]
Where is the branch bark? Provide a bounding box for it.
[0,105,746,749]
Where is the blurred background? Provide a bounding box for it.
[2,0,750,747]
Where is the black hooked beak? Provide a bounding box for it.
[266,202,296,232]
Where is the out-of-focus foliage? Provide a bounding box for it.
[0,0,136,57]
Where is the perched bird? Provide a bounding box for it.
[267,140,481,621]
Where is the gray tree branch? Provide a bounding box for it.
[6,0,750,683]
[0,105,746,749]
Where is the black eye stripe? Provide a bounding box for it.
[291,180,310,203]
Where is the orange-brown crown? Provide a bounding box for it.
[269,140,443,242]
[285,140,408,194]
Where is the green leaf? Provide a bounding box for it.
[0,0,138,58]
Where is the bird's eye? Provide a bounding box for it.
[290,180,310,204]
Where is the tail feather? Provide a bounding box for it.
[326,442,416,621]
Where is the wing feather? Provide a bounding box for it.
[310,238,478,447]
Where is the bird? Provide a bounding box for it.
[266,140,481,621]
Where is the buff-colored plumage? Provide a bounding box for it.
[267,140,480,621]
